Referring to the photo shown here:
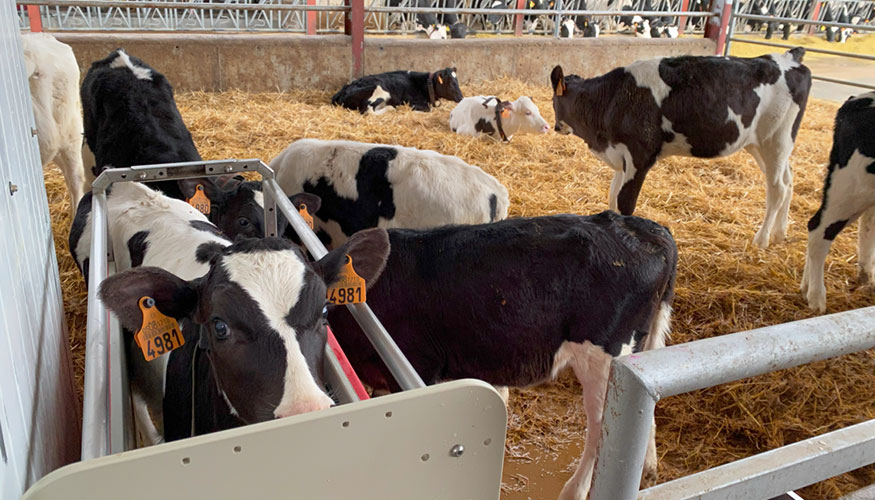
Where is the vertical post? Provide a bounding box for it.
[806,0,821,35]
[514,0,526,36]
[678,0,690,34]
[705,0,732,56]
[306,0,317,35]
[27,5,43,32]
[351,0,364,78]
[344,0,352,34]
[723,0,736,56]
[589,362,658,500]
[552,0,562,38]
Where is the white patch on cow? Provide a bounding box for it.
[253,189,264,209]
[366,85,392,115]
[665,25,679,38]
[625,58,671,106]
[221,250,333,417]
[769,50,801,73]
[271,139,510,234]
[619,338,637,356]
[659,116,692,157]
[316,218,349,248]
[109,49,153,81]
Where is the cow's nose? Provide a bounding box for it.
[541,124,550,133]
[554,123,562,132]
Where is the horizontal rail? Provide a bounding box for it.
[639,419,875,500]
[263,178,426,391]
[363,6,715,17]
[735,12,875,31]
[728,36,875,61]
[812,74,875,91]
[16,0,349,11]
[590,307,875,500]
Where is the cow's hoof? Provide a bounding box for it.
[640,466,658,489]
[857,266,875,286]
[806,289,826,314]
[752,231,771,249]
[769,229,787,245]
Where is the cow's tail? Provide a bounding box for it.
[644,226,677,352]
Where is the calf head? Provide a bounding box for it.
[99,229,391,422]
[505,96,550,135]
[550,65,578,135]
[433,67,464,103]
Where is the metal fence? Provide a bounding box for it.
[590,307,875,500]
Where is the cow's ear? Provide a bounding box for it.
[99,267,199,332]
[312,228,390,288]
[290,192,322,215]
[178,177,236,203]
[551,65,566,96]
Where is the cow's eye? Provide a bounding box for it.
[526,111,532,116]
[214,319,230,340]
[237,217,250,227]
[322,306,329,319]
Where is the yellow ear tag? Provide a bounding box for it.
[298,204,314,230]
[529,1,535,7]
[135,296,184,361]
[326,255,366,305]
[437,75,443,85]
[501,108,512,119]
[187,184,211,215]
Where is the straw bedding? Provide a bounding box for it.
[44,74,874,498]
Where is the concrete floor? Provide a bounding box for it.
[806,56,875,102]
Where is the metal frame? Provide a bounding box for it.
[83,159,424,460]
[589,306,875,500]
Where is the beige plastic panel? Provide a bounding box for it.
[23,379,506,500]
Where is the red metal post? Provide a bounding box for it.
[705,0,732,55]
[306,0,317,35]
[678,0,690,34]
[513,0,526,36]
[351,0,364,78]
[27,5,43,32]
[807,1,822,35]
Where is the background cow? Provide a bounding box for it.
[449,95,550,141]
[331,67,463,114]
[551,48,811,248]
[81,49,272,239]
[802,91,875,312]
[21,33,91,213]
[327,211,678,500]
[270,138,509,248]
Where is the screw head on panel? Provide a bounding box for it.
[449,444,464,458]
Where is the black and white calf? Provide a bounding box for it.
[327,211,678,500]
[270,139,509,248]
[80,49,267,239]
[802,92,875,313]
[449,95,550,140]
[331,67,463,114]
[551,48,811,248]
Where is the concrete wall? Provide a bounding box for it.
[54,33,715,92]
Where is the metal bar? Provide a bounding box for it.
[513,0,525,36]
[591,307,875,499]
[639,419,875,500]
[364,6,714,16]
[552,0,561,38]
[15,0,349,12]
[589,362,657,500]
[733,12,875,31]
[351,0,364,78]
[678,0,690,33]
[714,0,733,56]
[26,4,43,31]
[728,37,875,61]
[723,0,736,56]
[811,74,875,91]
[263,178,426,391]
[82,188,110,460]
[806,0,821,35]
[107,286,131,455]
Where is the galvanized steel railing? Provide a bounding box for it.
[589,306,875,500]
[83,159,424,459]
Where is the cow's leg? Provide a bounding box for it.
[803,226,834,313]
[858,206,875,285]
[56,144,88,214]
[751,140,793,248]
[494,385,510,405]
[773,164,794,244]
[558,342,612,500]
[639,301,671,486]
[616,155,656,216]
[608,169,624,213]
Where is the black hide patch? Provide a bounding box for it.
[300,147,398,238]
[189,220,226,238]
[127,231,150,267]
[784,65,812,140]
[824,219,849,240]
[475,118,496,136]
[331,68,461,113]
[68,190,93,279]
[489,194,498,222]
[327,213,677,391]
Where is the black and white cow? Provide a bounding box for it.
[80,49,268,240]
[802,92,875,313]
[270,139,509,248]
[551,48,811,248]
[449,95,550,140]
[327,210,678,500]
[78,182,384,442]
[331,68,463,114]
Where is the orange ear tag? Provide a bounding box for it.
[299,204,314,230]
[326,255,366,305]
[437,75,444,84]
[501,108,512,119]
[187,184,211,215]
[135,296,184,361]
